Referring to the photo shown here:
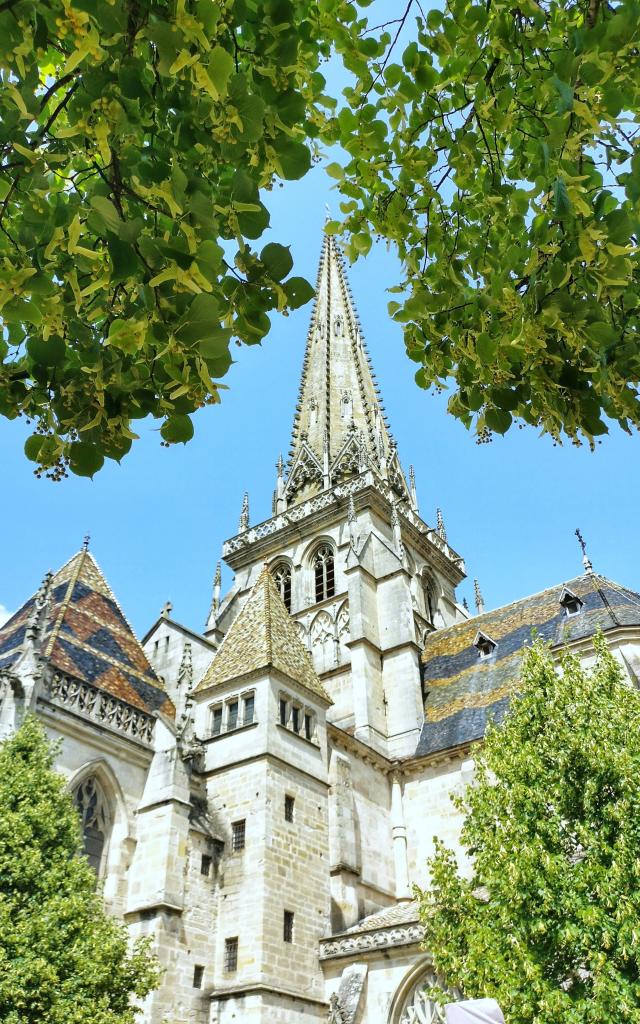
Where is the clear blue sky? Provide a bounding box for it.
[1,164,637,634]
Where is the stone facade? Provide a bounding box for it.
[2,233,640,1024]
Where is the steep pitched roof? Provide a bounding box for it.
[416,572,640,758]
[0,549,173,718]
[196,566,331,703]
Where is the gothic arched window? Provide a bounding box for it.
[273,562,292,612]
[73,776,111,875]
[313,545,335,603]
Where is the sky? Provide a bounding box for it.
[1,27,638,636]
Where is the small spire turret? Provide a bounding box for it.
[206,562,222,630]
[575,528,593,574]
[238,492,250,533]
[409,466,418,512]
[436,508,447,543]
[474,579,485,616]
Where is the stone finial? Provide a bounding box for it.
[409,465,418,512]
[206,562,222,630]
[238,492,250,533]
[161,600,173,619]
[276,453,284,478]
[82,533,90,552]
[177,641,193,687]
[347,494,359,552]
[25,570,53,644]
[462,596,470,613]
[436,507,447,542]
[575,527,594,574]
[474,579,485,616]
[348,494,356,524]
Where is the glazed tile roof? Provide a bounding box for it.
[0,549,173,718]
[417,573,640,758]
[196,566,332,703]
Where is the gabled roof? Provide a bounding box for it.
[195,566,331,703]
[416,573,640,758]
[0,549,174,718]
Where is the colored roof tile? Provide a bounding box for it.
[196,566,331,703]
[0,549,173,719]
[416,573,640,757]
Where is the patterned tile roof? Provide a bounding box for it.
[0,550,173,718]
[196,566,332,703]
[416,573,640,758]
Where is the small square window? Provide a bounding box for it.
[211,706,223,737]
[279,697,288,726]
[231,819,246,851]
[200,854,212,877]
[193,964,204,988]
[304,713,313,741]
[243,693,255,726]
[283,910,294,943]
[224,937,238,972]
[227,700,239,731]
[284,795,295,823]
[291,706,300,733]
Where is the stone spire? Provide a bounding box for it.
[206,562,222,630]
[436,507,447,542]
[409,466,418,512]
[238,492,250,533]
[474,579,485,615]
[285,233,409,505]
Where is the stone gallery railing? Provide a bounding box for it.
[49,673,155,745]
[223,472,465,573]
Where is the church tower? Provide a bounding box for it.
[208,234,468,760]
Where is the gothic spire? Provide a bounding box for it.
[436,507,447,542]
[474,579,485,615]
[238,492,250,533]
[285,232,408,505]
[206,561,222,630]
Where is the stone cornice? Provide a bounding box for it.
[319,920,425,961]
[328,722,392,772]
[209,981,327,1008]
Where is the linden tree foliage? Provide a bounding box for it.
[0,0,326,478]
[417,637,640,1023]
[0,715,159,1023]
[323,0,640,447]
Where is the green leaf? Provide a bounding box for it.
[476,333,498,364]
[284,276,315,309]
[273,138,312,180]
[69,442,104,477]
[161,414,194,443]
[260,242,293,281]
[89,196,122,235]
[208,45,234,97]
[325,162,344,180]
[553,178,571,218]
[108,237,139,282]
[485,408,512,433]
[26,335,65,367]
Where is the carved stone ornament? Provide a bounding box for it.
[327,993,345,1024]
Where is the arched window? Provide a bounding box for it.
[273,562,292,612]
[313,545,335,603]
[73,776,111,875]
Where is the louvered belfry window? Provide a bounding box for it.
[313,545,335,603]
[273,563,292,612]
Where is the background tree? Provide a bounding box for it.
[417,636,640,1023]
[1,0,638,477]
[0,715,159,1023]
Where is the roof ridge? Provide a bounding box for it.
[44,548,87,659]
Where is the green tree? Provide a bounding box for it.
[417,636,640,1023]
[0,715,159,1023]
[0,0,638,477]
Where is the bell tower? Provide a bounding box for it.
[207,233,468,758]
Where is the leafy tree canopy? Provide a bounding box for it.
[0,0,638,477]
[0,715,159,1023]
[418,636,640,1024]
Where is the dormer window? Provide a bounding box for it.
[559,587,583,617]
[474,630,497,659]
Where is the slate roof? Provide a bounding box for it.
[196,566,332,703]
[0,549,174,718]
[416,573,640,758]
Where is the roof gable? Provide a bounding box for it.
[196,566,331,703]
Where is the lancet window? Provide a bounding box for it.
[313,544,335,603]
[273,562,292,612]
[73,775,111,875]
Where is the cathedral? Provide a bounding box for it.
[2,234,640,1024]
